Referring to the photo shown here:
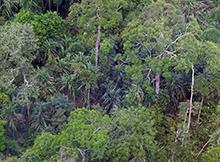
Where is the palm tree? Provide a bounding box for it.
[0,103,25,138]
[0,0,18,17]
[31,94,72,132]
[78,62,98,108]
[59,73,77,104]
[101,80,122,114]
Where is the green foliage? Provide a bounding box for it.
[67,0,125,61]
[0,1,220,161]
[121,0,220,105]
[0,92,10,106]
[19,108,110,161]
[14,10,67,43]
[0,22,38,87]
[20,132,56,162]
[124,84,145,106]
[31,94,73,132]
[202,146,220,162]
[0,0,19,18]
[202,28,220,44]
[106,106,158,161]
[0,120,6,152]
[195,41,220,96]
[19,0,67,13]
[56,108,110,161]
[68,0,124,30]
[19,0,41,12]
[0,22,37,63]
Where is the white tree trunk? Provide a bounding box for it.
[95,23,101,66]
[155,73,160,94]
[187,65,195,132]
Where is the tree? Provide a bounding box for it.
[121,1,201,98]
[0,0,18,18]
[68,0,125,66]
[1,1,220,161]
[56,108,110,161]
[106,106,159,162]
[14,10,67,44]
[0,22,38,88]
[19,132,56,162]
[19,108,110,162]
[31,94,73,132]
[58,51,98,108]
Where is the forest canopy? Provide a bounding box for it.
[0,0,220,162]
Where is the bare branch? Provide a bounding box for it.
[197,140,210,158]
[165,24,190,51]
[23,73,33,87]
[147,69,152,80]
[9,71,16,84]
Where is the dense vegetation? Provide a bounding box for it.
[0,0,220,161]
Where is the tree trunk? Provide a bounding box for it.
[48,0,52,10]
[73,91,76,107]
[27,103,31,121]
[95,11,101,66]
[155,73,160,94]
[87,87,90,108]
[187,65,195,132]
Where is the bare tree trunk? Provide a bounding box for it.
[87,87,90,108]
[56,5,59,12]
[155,73,160,94]
[95,23,101,66]
[27,103,31,121]
[73,92,76,107]
[187,65,195,132]
[95,11,101,66]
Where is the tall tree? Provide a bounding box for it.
[121,1,203,104]
[68,0,125,66]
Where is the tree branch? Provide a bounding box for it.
[165,24,190,51]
